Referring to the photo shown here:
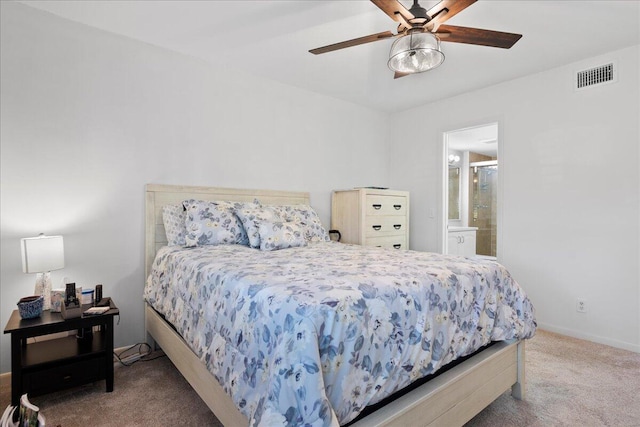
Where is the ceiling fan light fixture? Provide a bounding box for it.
[388,31,444,74]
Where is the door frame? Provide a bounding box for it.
[440,118,505,261]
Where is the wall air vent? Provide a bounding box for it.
[575,62,616,90]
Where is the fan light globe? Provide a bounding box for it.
[388,31,444,74]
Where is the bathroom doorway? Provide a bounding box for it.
[444,123,499,258]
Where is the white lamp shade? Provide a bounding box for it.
[21,235,65,273]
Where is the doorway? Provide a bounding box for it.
[444,123,499,258]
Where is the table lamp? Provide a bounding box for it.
[21,233,65,310]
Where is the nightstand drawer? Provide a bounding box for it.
[22,357,105,397]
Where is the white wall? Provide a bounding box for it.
[2,4,637,380]
[0,3,390,373]
[390,45,640,352]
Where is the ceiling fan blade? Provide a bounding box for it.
[394,71,410,79]
[309,31,396,55]
[426,0,477,28]
[436,25,522,49]
[371,0,414,26]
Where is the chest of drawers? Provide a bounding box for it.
[331,189,410,249]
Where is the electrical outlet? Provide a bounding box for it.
[576,298,587,313]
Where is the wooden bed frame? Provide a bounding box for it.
[144,183,526,427]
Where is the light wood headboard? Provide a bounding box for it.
[145,184,310,278]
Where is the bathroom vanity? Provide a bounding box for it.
[447,226,478,257]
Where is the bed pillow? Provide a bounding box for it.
[258,220,307,251]
[162,204,187,246]
[182,199,252,247]
[233,206,283,248]
[271,204,330,243]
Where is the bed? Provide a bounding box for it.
[143,184,536,427]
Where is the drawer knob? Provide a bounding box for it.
[372,204,382,210]
[393,204,402,210]
[393,244,402,249]
[393,224,401,230]
[372,225,382,231]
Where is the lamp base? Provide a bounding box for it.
[34,272,52,310]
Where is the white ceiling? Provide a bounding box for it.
[448,122,497,156]
[20,0,640,113]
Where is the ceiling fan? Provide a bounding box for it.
[309,0,522,78]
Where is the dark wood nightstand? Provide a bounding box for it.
[3,302,119,406]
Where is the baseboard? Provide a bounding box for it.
[0,372,10,389]
[537,323,640,353]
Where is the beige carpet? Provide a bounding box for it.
[1,330,638,426]
[466,330,640,427]
[0,353,221,427]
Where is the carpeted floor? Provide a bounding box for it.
[0,352,221,427]
[466,330,640,427]
[1,329,638,426]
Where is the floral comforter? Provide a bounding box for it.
[144,242,536,426]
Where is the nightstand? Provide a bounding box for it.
[3,302,119,406]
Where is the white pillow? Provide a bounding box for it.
[162,204,186,246]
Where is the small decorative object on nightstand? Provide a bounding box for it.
[16,296,44,319]
[20,233,65,311]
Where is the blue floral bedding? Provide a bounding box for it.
[144,242,536,426]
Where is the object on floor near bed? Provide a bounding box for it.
[1,394,47,427]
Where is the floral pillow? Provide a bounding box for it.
[162,204,186,246]
[182,199,253,247]
[271,205,330,243]
[233,206,283,248]
[258,221,307,251]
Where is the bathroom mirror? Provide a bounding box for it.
[448,167,460,220]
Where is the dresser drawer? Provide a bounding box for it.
[365,195,408,216]
[365,216,407,236]
[365,235,407,250]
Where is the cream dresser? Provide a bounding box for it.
[331,188,409,249]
